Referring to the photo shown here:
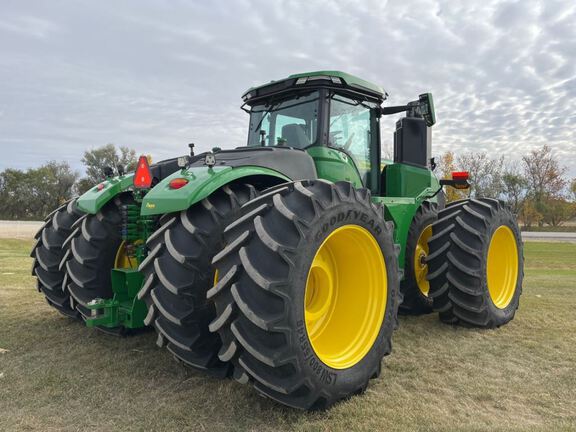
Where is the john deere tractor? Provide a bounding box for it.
[31,71,523,410]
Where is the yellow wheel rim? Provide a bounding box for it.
[304,225,387,370]
[486,225,518,309]
[114,241,140,269]
[414,224,432,296]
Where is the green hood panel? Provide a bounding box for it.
[76,174,135,214]
[140,165,290,216]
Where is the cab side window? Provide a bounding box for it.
[329,95,374,185]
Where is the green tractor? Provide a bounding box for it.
[31,71,523,410]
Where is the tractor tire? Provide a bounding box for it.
[427,198,523,327]
[209,180,399,410]
[399,201,438,315]
[31,199,83,318]
[62,193,133,332]
[138,184,258,377]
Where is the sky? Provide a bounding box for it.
[0,0,575,177]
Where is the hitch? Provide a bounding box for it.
[85,269,147,329]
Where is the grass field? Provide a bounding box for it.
[1,239,575,432]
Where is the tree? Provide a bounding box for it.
[521,145,569,226]
[74,178,95,196]
[0,162,78,220]
[501,169,528,215]
[519,199,543,229]
[81,144,137,185]
[457,152,505,198]
[570,178,576,202]
[540,197,575,227]
[522,145,566,202]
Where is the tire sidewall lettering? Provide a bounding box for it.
[313,208,383,242]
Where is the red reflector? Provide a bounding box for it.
[97,183,105,191]
[169,178,189,189]
[133,155,152,189]
[452,171,469,181]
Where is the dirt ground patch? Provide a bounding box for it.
[0,221,43,239]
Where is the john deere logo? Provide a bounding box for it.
[145,202,156,209]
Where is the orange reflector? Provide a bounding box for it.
[134,155,152,189]
[169,178,189,189]
[452,171,469,181]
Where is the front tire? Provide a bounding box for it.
[209,180,399,410]
[427,198,523,327]
[399,201,438,315]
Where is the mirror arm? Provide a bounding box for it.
[377,105,410,116]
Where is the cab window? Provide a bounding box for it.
[328,94,376,185]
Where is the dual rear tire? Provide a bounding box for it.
[137,184,258,376]
[62,194,135,334]
[31,200,83,318]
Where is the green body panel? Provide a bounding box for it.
[306,146,363,188]
[76,174,134,214]
[372,197,418,268]
[378,163,441,268]
[385,163,433,198]
[140,165,290,216]
[85,269,147,329]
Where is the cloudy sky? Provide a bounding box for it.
[1,0,575,176]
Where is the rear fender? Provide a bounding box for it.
[140,165,290,216]
[76,174,134,214]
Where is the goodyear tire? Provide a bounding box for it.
[427,198,523,327]
[62,193,133,333]
[209,180,399,410]
[138,184,258,376]
[31,200,83,318]
[399,201,438,315]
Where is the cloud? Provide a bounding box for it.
[0,14,60,39]
[0,0,574,177]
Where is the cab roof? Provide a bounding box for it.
[242,70,387,103]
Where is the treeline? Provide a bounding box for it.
[1,144,575,226]
[0,144,136,220]
[438,145,576,228]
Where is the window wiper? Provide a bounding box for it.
[253,101,281,134]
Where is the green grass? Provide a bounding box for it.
[521,226,576,232]
[1,239,575,432]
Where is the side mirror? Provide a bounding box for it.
[418,93,436,127]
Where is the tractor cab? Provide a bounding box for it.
[242,71,436,196]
